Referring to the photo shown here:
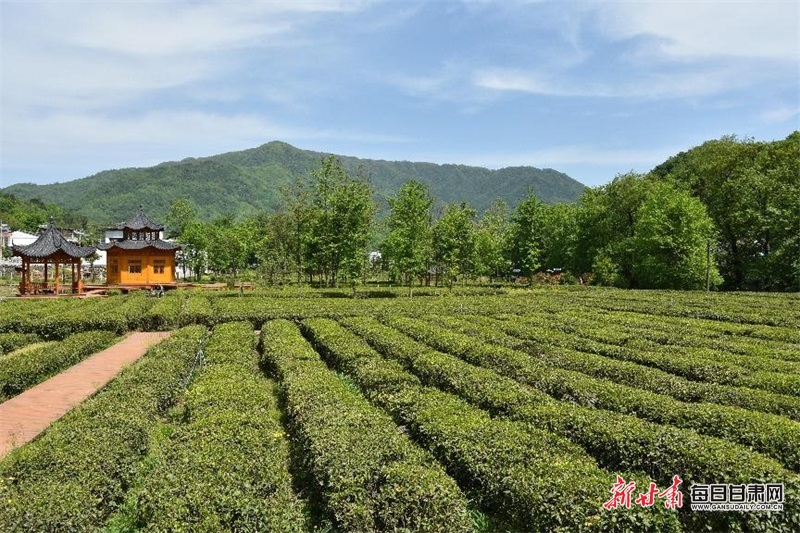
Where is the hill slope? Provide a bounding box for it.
[3,141,585,224]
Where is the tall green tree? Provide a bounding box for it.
[165,198,197,239]
[572,173,653,287]
[432,202,476,289]
[540,202,579,272]
[473,199,512,282]
[306,156,375,289]
[178,220,209,282]
[632,182,721,289]
[509,191,548,278]
[206,215,252,285]
[280,175,314,285]
[572,173,723,290]
[255,212,294,285]
[382,180,434,297]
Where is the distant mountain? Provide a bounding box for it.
[2,141,586,224]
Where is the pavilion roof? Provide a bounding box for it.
[110,206,164,231]
[11,222,96,259]
[96,240,181,251]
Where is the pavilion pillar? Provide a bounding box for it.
[77,259,83,293]
[19,258,26,294]
[55,262,60,295]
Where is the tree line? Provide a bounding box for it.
[165,133,797,293]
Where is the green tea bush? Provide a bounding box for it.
[128,322,307,532]
[341,316,800,532]
[0,332,40,355]
[382,315,800,474]
[303,318,681,532]
[0,330,118,400]
[0,325,205,532]
[260,319,472,533]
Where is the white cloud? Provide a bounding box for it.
[1,1,372,112]
[593,1,799,62]
[473,64,749,100]
[468,1,798,101]
[29,2,368,57]
[760,106,800,124]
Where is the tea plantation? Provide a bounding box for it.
[0,287,798,532]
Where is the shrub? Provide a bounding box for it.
[0,330,119,401]
[260,319,473,533]
[304,318,681,532]
[0,326,206,532]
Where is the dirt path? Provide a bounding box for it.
[0,331,171,459]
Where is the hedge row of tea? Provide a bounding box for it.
[260,320,472,532]
[0,287,798,531]
[112,321,307,531]
[0,287,797,337]
[0,326,205,531]
[0,333,41,355]
[0,330,118,401]
[343,316,799,531]
[477,312,800,400]
[302,317,681,531]
[382,314,800,473]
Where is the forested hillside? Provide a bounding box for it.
[2,141,585,225]
[2,134,796,292]
[0,192,89,234]
[167,134,795,293]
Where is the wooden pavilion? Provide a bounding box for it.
[12,221,97,295]
[97,207,181,286]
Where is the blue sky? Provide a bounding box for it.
[1,1,798,189]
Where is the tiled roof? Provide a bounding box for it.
[11,223,96,259]
[96,240,182,251]
[111,206,164,231]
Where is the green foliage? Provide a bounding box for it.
[126,322,307,532]
[473,199,513,280]
[509,191,548,276]
[164,198,197,238]
[0,330,118,401]
[571,173,723,289]
[432,202,476,288]
[206,214,254,283]
[0,332,41,355]
[652,132,799,291]
[1,289,799,531]
[309,317,680,532]
[305,156,375,288]
[344,315,798,532]
[382,180,434,293]
[482,313,800,420]
[0,326,206,532]
[632,182,720,289]
[540,202,580,271]
[0,192,88,233]
[260,319,472,532]
[2,142,585,226]
[441,312,800,473]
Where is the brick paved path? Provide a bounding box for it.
[0,331,171,459]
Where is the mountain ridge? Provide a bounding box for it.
[2,141,586,224]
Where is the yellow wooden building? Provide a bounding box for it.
[97,207,180,286]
